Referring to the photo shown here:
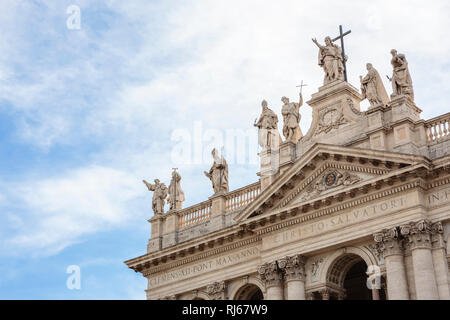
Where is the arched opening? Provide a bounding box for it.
[234,284,264,300]
[343,260,371,300]
[326,253,384,300]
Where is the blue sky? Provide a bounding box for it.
[0,0,449,299]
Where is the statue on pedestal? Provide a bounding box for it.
[389,49,414,101]
[168,169,185,210]
[254,100,282,150]
[204,148,229,194]
[281,93,303,143]
[360,63,389,107]
[143,179,168,215]
[312,37,347,85]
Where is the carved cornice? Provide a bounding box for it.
[258,261,283,289]
[373,227,404,257]
[278,254,306,282]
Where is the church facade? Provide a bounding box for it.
[125,41,450,300]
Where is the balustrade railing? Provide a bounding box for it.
[225,182,261,212]
[425,113,450,143]
[178,200,212,229]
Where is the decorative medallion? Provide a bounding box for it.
[324,172,337,186]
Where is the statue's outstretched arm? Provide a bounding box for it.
[143,180,155,191]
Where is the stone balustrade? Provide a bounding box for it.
[425,113,450,143]
[178,200,212,229]
[225,182,261,212]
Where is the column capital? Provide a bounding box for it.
[373,227,404,257]
[400,220,433,250]
[278,254,306,282]
[431,221,445,249]
[206,281,227,300]
[258,261,283,289]
[320,288,330,300]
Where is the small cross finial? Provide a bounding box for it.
[296,80,308,94]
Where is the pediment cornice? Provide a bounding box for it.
[233,143,430,223]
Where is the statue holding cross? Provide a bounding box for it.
[312,25,351,85]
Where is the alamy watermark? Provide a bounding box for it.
[66,265,81,290]
[66,5,81,30]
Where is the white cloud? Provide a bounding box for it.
[3,166,144,256]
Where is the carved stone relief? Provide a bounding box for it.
[315,106,348,135]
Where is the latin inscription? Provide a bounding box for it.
[427,187,450,206]
[264,195,411,250]
[148,246,260,288]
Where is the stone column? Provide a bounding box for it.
[400,220,439,300]
[431,222,450,300]
[258,261,284,300]
[278,254,306,300]
[374,228,409,300]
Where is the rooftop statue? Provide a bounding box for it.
[389,49,414,101]
[360,63,390,108]
[254,100,282,150]
[168,170,185,210]
[312,37,347,85]
[143,179,168,215]
[204,148,229,194]
[281,92,303,143]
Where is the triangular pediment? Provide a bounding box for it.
[234,143,430,223]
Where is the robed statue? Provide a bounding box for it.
[168,170,185,210]
[204,148,229,194]
[389,49,414,101]
[360,63,389,107]
[254,100,282,150]
[143,179,168,215]
[312,37,347,85]
[281,93,303,143]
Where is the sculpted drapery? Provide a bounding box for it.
[281,93,303,143]
[254,100,282,150]
[360,63,389,107]
[312,37,346,85]
[143,179,168,215]
[204,148,229,194]
[168,171,185,210]
[390,49,414,101]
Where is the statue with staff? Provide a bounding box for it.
[280,81,306,143]
[168,168,185,210]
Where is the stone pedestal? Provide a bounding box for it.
[279,141,296,175]
[147,215,164,253]
[304,80,364,146]
[258,148,280,192]
[209,192,226,230]
[390,95,422,123]
[162,211,178,248]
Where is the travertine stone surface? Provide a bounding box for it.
[126,43,450,301]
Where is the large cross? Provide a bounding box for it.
[331,25,351,82]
